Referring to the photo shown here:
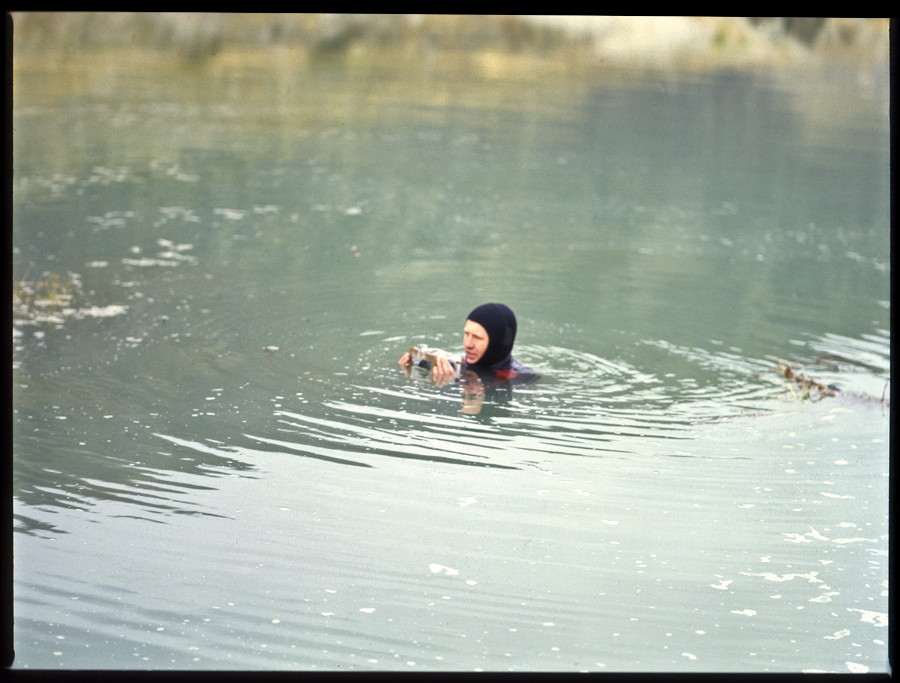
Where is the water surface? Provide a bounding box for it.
[12,50,889,672]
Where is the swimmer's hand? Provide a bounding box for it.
[399,349,459,386]
[430,353,458,387]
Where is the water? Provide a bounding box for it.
[11,49,890,672]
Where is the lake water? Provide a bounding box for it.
[11,48,890,672]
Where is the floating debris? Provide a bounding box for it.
[75,305,129,319]
[213,208,246,221]
[776,361,888,407]
[13,271,128,330]
[777,361,839,401]
[122,257,180,267]
[122,238,197,268]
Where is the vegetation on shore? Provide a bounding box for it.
[11,14,888,72]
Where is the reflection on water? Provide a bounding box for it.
[12,43,888,672]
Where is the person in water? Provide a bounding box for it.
[399,303,538,387]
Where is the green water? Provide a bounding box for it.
[11,50,889,672]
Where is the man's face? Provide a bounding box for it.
[463,320,489,365]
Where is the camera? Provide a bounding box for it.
[409,346,460,371]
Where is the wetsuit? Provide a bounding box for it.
[461,355,538,393]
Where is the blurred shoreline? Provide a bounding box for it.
[11,14,889,74]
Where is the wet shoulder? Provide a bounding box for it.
[502,356,539,382]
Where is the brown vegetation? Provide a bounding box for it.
[776,361,889,407]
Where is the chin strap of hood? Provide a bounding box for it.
[466,303,517,369]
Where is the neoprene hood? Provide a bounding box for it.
[466,303,517,369]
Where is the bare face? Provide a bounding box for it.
[463,320,489,365]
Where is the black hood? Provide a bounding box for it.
[466,303,517,369]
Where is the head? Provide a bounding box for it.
[464,303,517,369]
